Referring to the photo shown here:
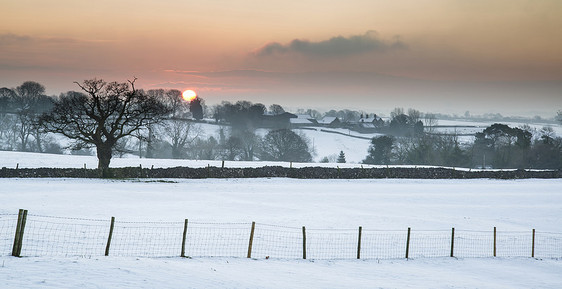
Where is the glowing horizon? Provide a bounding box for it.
[1,0,561,117]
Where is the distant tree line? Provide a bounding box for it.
[363,123,562,169]
[0,80,315,175]
[2,79,561,172]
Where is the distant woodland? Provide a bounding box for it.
[1,80,562,171]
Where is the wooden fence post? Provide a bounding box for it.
[531,229,535,258]
[450,227,455,257]
[247,222,256,258]
[406,227,411,259]
[11,209,24,257]
[16,209,27,257]
[357,226,362,259]
[302,226,307,259]
[12,209,28,257]
[181,219,189,257]
[221,160,225,169]
[493,227,497,257]
[105,217,115,256]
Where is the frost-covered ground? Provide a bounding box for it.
[1,174,562,288]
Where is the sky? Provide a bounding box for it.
[1,0,561,117]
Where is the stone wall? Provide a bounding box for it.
[1,166,560,179]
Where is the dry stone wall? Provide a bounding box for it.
[1,166,560,179]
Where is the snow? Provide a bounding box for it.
[433,119,562,136]
[2,257,561,289]
[1,151,562,288]
[1,178,561,229]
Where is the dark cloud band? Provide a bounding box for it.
[254,31,407,57]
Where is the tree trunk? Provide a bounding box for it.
[171,145,182,159]
[35,127,43,153]
[96,143,113,178]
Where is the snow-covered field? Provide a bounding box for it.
[1,171,562,287]
[1,178,562,288]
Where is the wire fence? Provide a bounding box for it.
[1,211,561,259]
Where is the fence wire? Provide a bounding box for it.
[186,222,251,258]
[409,230,451,258]
[307,228,358,259]
[110,221,184,257]
[2,213,562,259]
[0,214,18,256]
[253,224,302,259]
[361,230,408,259]
[535,232,562,258]
[19,215,109,257]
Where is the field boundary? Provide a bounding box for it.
[0,166,560,179]
[2,209,561,259]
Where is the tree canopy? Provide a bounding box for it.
[40,78,170,175]
[260,129,312,162]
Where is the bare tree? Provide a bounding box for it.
[269,104,285,115]
[40,78,170,176]
[162,120,201,159]
[390,107,404,119]
[407,108,421,124]
[13,82,52,151]
[424,113,438,132]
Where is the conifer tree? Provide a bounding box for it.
[337,150,346,163]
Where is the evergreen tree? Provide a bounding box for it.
[190,97,204,120]
[363,135,394,165]
[337,150,346,163]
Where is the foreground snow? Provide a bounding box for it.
[0,179,562,288]
[2,256,561,289]
[2,178,561,230]
[1,176,561,288]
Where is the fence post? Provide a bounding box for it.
[531,229,535,258]
[105,217,115,256]
[357,226,362,259]
[493,227,497,257]
[12,209,28,257]
[247,221,256,258]
[181,219,189,258]
[16,209,27,257]
[405,227,411,259]
[302,226,307,260]
[450,228,455,257]
[11,209,24,257]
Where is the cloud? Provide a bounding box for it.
[253,31,407,57]
[0,33,33,45]
[0,33,108,47]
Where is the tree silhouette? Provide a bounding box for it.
[190,97,204,120]
[40,78,170,176]
[260,129,311,162]
[363,135,394,165]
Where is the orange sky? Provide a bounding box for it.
[1,0,561,116]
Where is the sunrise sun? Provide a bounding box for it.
[182,89,197,101]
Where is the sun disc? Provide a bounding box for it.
[182,90,197,101]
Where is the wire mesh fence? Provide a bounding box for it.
[0,214,18,256]
[1,211,561,260]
